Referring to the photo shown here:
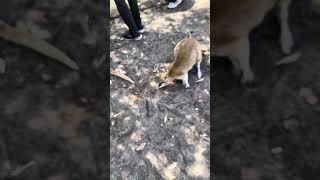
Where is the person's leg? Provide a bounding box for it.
[127,0,144,31]
[114,0,140,38]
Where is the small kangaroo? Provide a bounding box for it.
[159,37,203,89]
[213,0,294,84]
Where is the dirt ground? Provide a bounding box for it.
[214,0,320,179]
[0,0,107,179]
[110,0,210,179]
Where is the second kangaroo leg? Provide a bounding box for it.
[278,0,294,54]
[229,37,255,84]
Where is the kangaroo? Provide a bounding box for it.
[159,37,203,89]
[213,0,294,84]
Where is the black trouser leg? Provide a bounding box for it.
[127,0,143,30]
[114,0,139,37]
[167,0,177,2]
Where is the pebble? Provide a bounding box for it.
[271,147,283,154]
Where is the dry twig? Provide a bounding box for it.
[9,161,36,177]
[111,68,135,84]
[275,51,301,66]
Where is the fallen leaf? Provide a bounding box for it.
[275,51,301,66]
[145,152,163,171]
[135,142,146,151]
[0,20,78,70]
[110,35,117,40]
[111,68,135,84]
[149,80,158,87]
[131,130,143,143]
[111,112,121,118]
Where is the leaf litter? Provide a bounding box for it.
[0,20,79,70]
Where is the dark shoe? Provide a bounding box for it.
[138,28,145,33]
[121,31,143,40]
